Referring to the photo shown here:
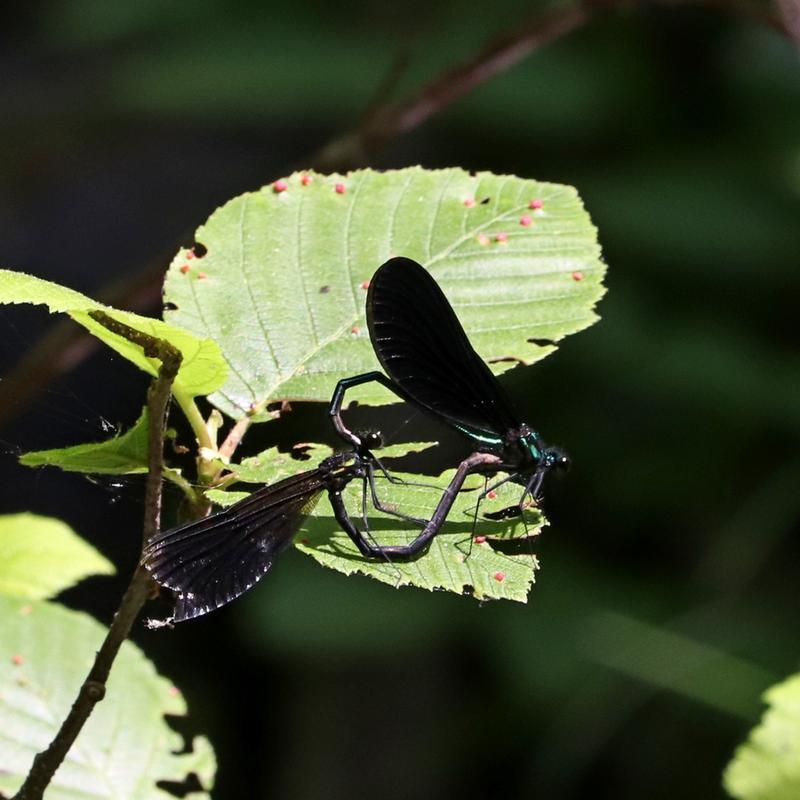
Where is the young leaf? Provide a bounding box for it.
[163,166,606,419]
[0,513,114,599]
[723,672,800,800]
[0,595,215,799]
[19,408,150,475]
[0,269,227,398]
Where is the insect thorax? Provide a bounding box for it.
[505,425,543,465]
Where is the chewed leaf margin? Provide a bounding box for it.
[0,595,215,798]
[163,166,606,419]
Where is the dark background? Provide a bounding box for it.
[1,1,799,798]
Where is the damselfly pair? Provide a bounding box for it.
[143,257,569,622]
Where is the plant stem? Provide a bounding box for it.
[218,396,284,463]
[163,467,199,504]
[10,313,182,800]
[311,1,592,170]
[218,414,254,461]
[0,0,790,414]
[175,389,215,454]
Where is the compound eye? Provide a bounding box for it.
[364,431,383,450]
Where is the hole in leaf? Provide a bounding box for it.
[483,505,521,521]
[191,241,208,258]
[291,443,315,461]
[265,399,291,419]
[488,537,540,555]
[479,197,490,205]
[528,338,555,347]
[156,773,204,798]
[487,356,523,365]
[163,302,178,311]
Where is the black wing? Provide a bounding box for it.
[366,257,521,444]
[142,468,325,622]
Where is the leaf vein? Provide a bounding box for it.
[237,194,281,376]
[296,182,320,347]
[426,170,457,261]
[388,171,416,256]
[343,176,365,315]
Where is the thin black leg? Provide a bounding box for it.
[331,372,436,524]
[474,476,489,537]
[524,467,546,509]
[462,472,519,520]
[329,452,502,561]
[329,371,404,447]
[367,463,427,526]
[356,475,403,580]
[360,474,370,531]
[372,454,439,491]
[456,474,489,559]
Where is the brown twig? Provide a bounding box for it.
[311,2,593,171]
[358,49,413,129]
[218,414,253,461]
[773,0,800,43]
[11,313,182,800]
[0,3,596,435]
[1,0,794,433]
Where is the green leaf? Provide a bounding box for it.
[204,488,249,506]
[232,444,328,484]
[0,595,215,799]
[0,514,115,599]
[164,166,605,419]
[301,469,542,602]
[224,440,437,486]
[724,673,800,800]
[0,269,227,398]
[371,441,440,460]
[19,408,150,475]
[203,446,542,602]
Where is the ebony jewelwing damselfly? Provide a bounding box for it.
[330,256,569,555]
[142,434,502,622]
